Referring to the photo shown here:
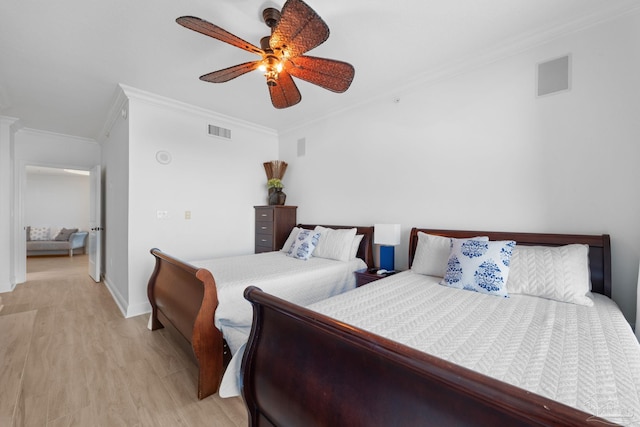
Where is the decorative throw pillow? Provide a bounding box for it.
[54,228,78,241]
[411,233,488,277]
[440,239,516,298]
[30,226,50,241]
[49,227,62,240]
[506,244,593,306]
[280,227,301,252]
[349,235,364,260]
[26,226,31,241]
[286,229,320,260]
[313,226,357,262]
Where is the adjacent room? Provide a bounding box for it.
[1,0,639,425]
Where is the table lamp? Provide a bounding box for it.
[374,224,401,271]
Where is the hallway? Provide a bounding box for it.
[0,255,247,426]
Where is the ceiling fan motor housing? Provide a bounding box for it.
[262,8,281,29]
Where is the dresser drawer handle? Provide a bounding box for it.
[261,214,267,217]
[261,226,267,230]
[261,239,267,242]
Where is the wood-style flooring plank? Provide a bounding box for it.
[0,255,249,427]
[0,310,36,426]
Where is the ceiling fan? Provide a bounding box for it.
[177,0,355,109]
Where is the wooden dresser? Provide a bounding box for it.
[254,206,297,253]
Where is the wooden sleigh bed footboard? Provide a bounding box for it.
[147,248,226,400]
[147,224,375,400]
[242,286,612,427]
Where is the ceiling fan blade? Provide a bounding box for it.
[269,70,302,109]
[177,16,263,55]
[270,0,329,58]
[200,61,261,83]
[285,56,355,93]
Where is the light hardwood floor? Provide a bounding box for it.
[0,255,248,427]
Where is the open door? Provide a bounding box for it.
[88,164,102,282]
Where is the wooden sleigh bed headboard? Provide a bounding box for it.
[241,229,614,426]
[408,228,612,297]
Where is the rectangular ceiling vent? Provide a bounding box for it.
[208,124,232,140]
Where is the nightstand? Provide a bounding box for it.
[354,268,397,287]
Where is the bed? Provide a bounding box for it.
[241,228,640,426]
[147,224,373,399]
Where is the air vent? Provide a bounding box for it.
[537,55,570,97]
[208,124,231,139]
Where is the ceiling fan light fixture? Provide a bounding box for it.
[260,55,283,85]
[177,0,354,108]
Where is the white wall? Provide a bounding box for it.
[15,128,101,169]
[101,92,130,316]
[0,116,19,292]
[280,11,640,322]
[25,172,90,231]
[106,86,279,317]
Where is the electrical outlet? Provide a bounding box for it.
[185,211,191,220]
[156,210,168,219]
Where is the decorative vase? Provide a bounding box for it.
[268,188,286,206]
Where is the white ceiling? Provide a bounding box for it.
[1,0,638,140]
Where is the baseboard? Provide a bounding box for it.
[102,276,151,319]
[126,300,152,319]
[102,277,128,317]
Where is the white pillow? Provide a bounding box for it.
[440,239,515,298]
[50,226,62,240]
[349,235,364,260]
[30,226,50,241]
[411,233,488,277]
[280,227,301,252]
[286,229,320,260]
[313,226,357,262]
[506,244,593,306]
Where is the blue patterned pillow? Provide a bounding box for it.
[440,239,516,298]
[286,229,321,260]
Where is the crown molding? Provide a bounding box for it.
[281,1,640,134]
[98,84,129,143]
[17,127,98,145]
[115,84,279,138]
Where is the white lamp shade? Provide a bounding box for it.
[374,224,401,246]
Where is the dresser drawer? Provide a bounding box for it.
[255,208,273,222]
[254,205,297,254]
[255,234,274,249]
[256,221,273,235]
[255,245,273,254]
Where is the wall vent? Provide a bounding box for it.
[297,138,306,157]
[208,124,232,139]
[537,54,571,97]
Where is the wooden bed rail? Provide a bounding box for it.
[242,286,614,427]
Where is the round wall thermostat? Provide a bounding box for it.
[155,150,172,165]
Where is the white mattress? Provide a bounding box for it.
[306,270,640,424]
[191,251,366,397]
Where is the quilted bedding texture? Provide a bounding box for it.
[308,271,640,425]
[191,251,366,353]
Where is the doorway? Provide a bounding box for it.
[21,165,98,281]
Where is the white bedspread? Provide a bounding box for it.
[306,270,640,425]
[192,251,366,353]
[191,251,366,397]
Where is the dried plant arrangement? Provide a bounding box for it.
[263,160,288,180]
